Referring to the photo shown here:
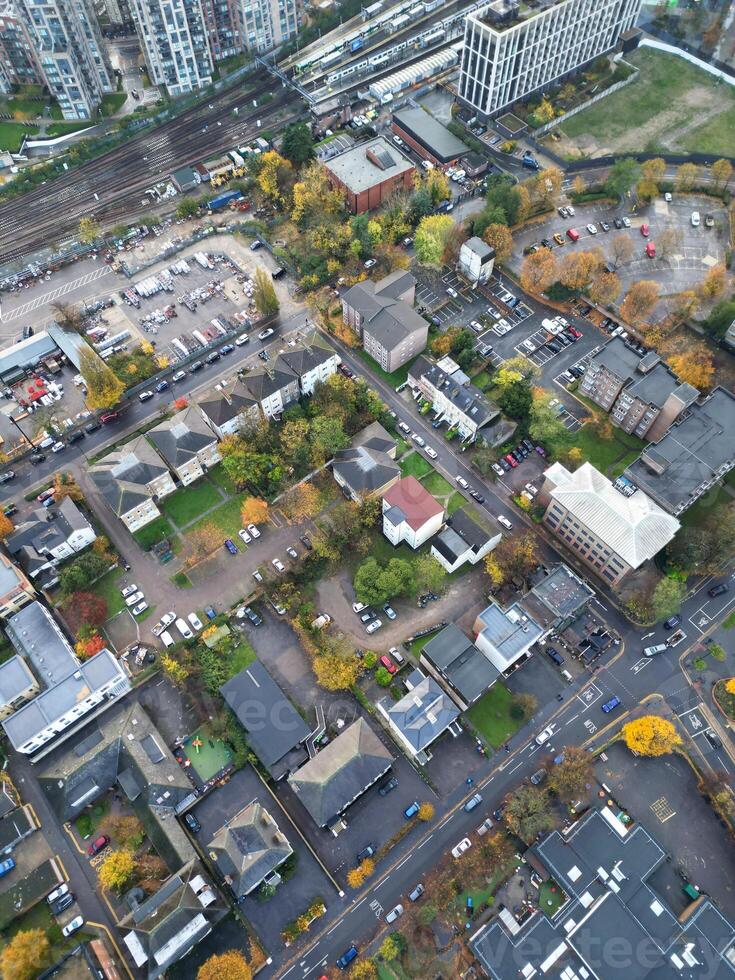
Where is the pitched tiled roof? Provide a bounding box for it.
[149,407,217,468]
[207,802,291,896]
[90,436,169,516]
[383,476,444,530]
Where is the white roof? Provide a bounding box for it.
[545,462,680,568]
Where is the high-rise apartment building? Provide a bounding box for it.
[0,1,44,93]
[15,0,114,118]
[127,0,214,95]
[459,0,642,118]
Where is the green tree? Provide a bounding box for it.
[414,214,455,266]
[547,745,593,801]
[528,390,567,444]
[309,415,349,464]
[504,785,555,843]
[375,666,392,687]
[253,267,279,315]
[280,121,314,166]
[666,508,735,573]
[79,347,125,410]
[650,577,686,623]
[605,157,640,199]
[498,378,533,420]
[78,216,100,243]
[176,197,200,219]
[354,557,385,606]
[414,554,446,594]
[703,298,735,340]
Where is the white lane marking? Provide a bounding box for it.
[417,834,433,849]
[564,713,580,726]
[1,266,112,322]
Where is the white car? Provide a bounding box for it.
[470,319,483,333]
[272,558,285,573]
[385,904,404,924]
[125,591,144,607]
[176,618,194,639]
[366,618,383,634]
[535,725,554,746]
[524,483,538,496]
[521,338,536,352]
[247,524,261,538]
[451,838,472,858]
[664,192,672,203]
[258,327,274,341]
[412,433,425,447]
[622,216,631,228]
[238,529,252,545]
[492,463,505,477]
[364,258,376,269]
[487,307,501,320]
[188,612,203,631]
[62,915,84,938]
[286,546,298,559]
[172,370,186,383]
[497,515,513,530]
[425,446,438,460]
[51,441,65,453]
[138,390,154,402]
[455,475,469,489]
[691,211,700,227]
[353,602,368,613]
[392,135,404,146]
[235,333,249,346]
[160,630,175,648]
[567,205,575,216]
[131,600,148,616]
[120,583,139,598]
[586,223,597,235]
[152,611,176,636]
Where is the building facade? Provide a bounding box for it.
[16,0,113,118]
[325,136,415,214]
[149,406,222,486]
[128,0,214,96]
[408,355,501,443]
[459,0,643,118]
[0,552,36,620]
[382,476,444,549]
[458,236,495,284]
[90,436,177,533]
[0,4,44,93]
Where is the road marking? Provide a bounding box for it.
[0,266,113,322]
[577,683,603,709]
[650,796,676,822]
[395,854,412,871]
[564,713,579,726]
[505,761,522,775]
[326,922,341,937]
[417,833,433,849]
[630,657,652,675]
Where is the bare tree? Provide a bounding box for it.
[609,235,634,269]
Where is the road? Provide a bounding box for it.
[0,74,303,266]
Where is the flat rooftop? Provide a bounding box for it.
[392,108,467,162]
[325,136,414,194]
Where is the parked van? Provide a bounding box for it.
[421,160,434,171]
[644,643,668,656]
[566,228,580,242]
[160,630,175,648]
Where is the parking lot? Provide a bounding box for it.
[509,195,729,298]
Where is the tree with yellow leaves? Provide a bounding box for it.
[698,263,727,301]
[313,651,359,691]
[571,175,586,196]
[282,482,321,521]
[589,270,621,306]
[78,216,100,244]
[161,654,189,688]
[0,928,51,980]
[0,512,13,541]
[710,158,733,190]
[98,849,136,891]
[482,223,513,264]
[291,161,344,226]
[256,150,293,207]
[558,250,603,292]
[80,347,125,410]
[520,248,558,293]
[534,96,555,123]
[350,962,378,979]
[347,865,366,888]
[54,471,84,503]
[669,350,714,391]
[197,951,252,980]
[418,802,434,821]
[726,679,735,696]
[676,162,698,191]
[484,531,539,588]
[240,497,269,527]
[622,716,680,757]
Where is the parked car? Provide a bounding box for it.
[87,834,111,856]
[353,602,368,614]
[546,646,565,666]
[383,603,397,620]
[138,390,154,402]
[497,515,513,530]
[336,945,358,970]
[224,538,238,555]
[601,696,621,713]
[530,768,547,785]
[286,545,298,559]
[62,915,84,938]
[272,558,285,573]
[172,370,187,382]
[184,812,201,834]
[404,801,420,818]
[663,614,682,630]
[492,463,505,477]
[463,793,482,812]
[187,612,203,631]
[425,446,438,460]
[645,241,656,258]
[0,858,15,878]
[451,838,472,858]
[124,591,144,607]
[356,844,376,862]
[175,618,193,639]
[258,327,275,341]
[237,605,262,627]
[131,601,148,616]
[708,583,729,597]
[408,883,425,902]
[379,654,397,674]
[455,475,469,489]
[252,569,263,583]
[300,534,313,550]
[52,893,75,915]
[121,583,139,598]
[154,380,169,393]
[247,523,261,538]
[640,223,650,237]
[378,776,398,796]
[386,904,404,924]
[238,528,252,545]
[366,618,383,635]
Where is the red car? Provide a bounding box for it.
[645,241,656,258]
[567,326,582,338]
[87,834,111,857]
[505,453,518,468]
[640,223,650,237]
[379,654,397,674]
[100,412,120,424]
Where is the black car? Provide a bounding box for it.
[154,380,169,393]
[29,452,46,465]
[705,730,723,750]
[499,458,511,472]
[663,614,682,630]
[67,430,85,444]
[541,238,553,249]
[614,217,624,229]
[492,802,506,821]
[190,360,204,372]
[205,351,221,364]
[242,606,262,627]
[557,332,571,346]
[84,420,101,433]
[378,776,398,796]
[547,340,561,353]
[184,812,201,834]
[357,844,376,862]
[546,646,565,666]
[299,534,313,550]
[600,221,610,232]
[51,893,75,915]
[708,583,729,598]
[470,489,485,503]
[511,450,523,463]
[516,444,529,457]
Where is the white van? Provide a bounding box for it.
[160,630,175,648]
[691,211,700,227]
[421,160,434,171]
[446,286,458,299]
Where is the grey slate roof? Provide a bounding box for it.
[207,801,291,897]
[420,360,499,428]
[594,335,650,381]
[5,497,92,563]
[243,364,298,401]
[421,624,499,705]
[529,564,594,620]
[626,387,735,513]
[148,406,217,469]
[382,669,459,752]
[431,526,470,564]
[220,662,310,771]
[0,557,24,596]
[5,600,76,686]
[448,508,493,551]
[463,236,494,261]
[90,436,169,517]
[288,717,392,827]
[342,272,427,353]
[277,332,336,377]
[333,421,399,496]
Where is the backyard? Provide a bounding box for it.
[91,567,126,617]
[466,684,524,748]
[556,47,735,158]
[0,121,39,152]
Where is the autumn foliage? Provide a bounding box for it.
[240,496,269,526]
[621,715,681,757]
[0,928,51,980]
[64,591,108,632]
[197,950,253,980]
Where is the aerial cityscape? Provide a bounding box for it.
[0,0,734,977]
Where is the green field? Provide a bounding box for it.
[92,567,125,617]
[186,494,245,540]
[421,471,453,497]
[399,451,432,479]
[0,121,39,151]
[133,515,175,550]
[46,121,93,137]
[560,48,735,157]
[162,481,220,525]
[99,92,127,116]
[467,684,523,748]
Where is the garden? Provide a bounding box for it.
[466,684,534,749]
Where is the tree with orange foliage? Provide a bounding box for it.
[620,280,659,324]
[519,248,558,294]
[589,271,621,306]
[197,951,252,980]
[0,512,14,541]
[75,633,105,660]
[173,396,188,411]
[282,482,321,521]
[482,223,513,264]
[558,250,603,292]
[698,263,727,301]
[240,497,269,526]
[669,350,714,391]
[621,716,680,757]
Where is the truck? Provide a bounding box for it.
[207,189,243,212]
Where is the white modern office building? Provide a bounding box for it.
[15,0,114,118]
[458,0,642,118]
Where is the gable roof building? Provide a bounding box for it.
[341,271,428,373]
[332,420,400,502]
[472,805,735,980]
[5,497,96,588]
[409,355,501,443]
[382,475,445,549]
[148,407,222,486]
[420,623,500,710]
[207,801,292,898]
[198,379,260,439]
[0,552,36,620]
[241,363,299,419]
[377,668,460,765]
[431,507,501,572]
[288,717,392,829]
[220,662,310,778]
[625,386,735,516]
[542,461,680,585]
[90,436,176,532]
[276,332,339,396]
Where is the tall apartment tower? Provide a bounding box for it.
[128,0,214,96]
[15,0,113,118]
[0,2,44,94]
[459,0,642,118]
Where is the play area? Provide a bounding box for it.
[176,726,233,785]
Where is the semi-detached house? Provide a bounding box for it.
[149,406,222,486]
[90,436,176,533]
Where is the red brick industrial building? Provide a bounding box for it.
[325,136,415,214]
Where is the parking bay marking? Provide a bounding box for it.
[631,657,652,674]
[577,683,603,709]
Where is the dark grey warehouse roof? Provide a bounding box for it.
[392,108,467,163]
[421,624,499,705]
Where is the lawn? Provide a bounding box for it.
[409,630,442,657]
[722,611,735,631]
[561,48,735,157]
[99,92,127,116]
[447,490,466,515]
[229,641,257,674]
[45,121,94,137]
[92,567,125,617]
[186,494,245,540]
[133,516,176,551]
[162,480,221,526]
[467,684,523,748]
[208,463,238,494]
[471,369,494,391]
[0,96,46,118]
[400,451,432,479]
[182,725,233,782]
[0,121,39,151]
[539,879,567,917]
[356,349,421,388]
[421,471,453,497]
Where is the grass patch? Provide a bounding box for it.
[447,490,465,515]
[399,451,432,479]
[134,604,156,622]
[133,516,176,551]
[410,632,441,657]
[186,494,245,540]
[0,121,39,151]
[229,641,257,675]
[394,437,410,459]
[171,571,193,589]
[92,567,125,617]
[355,349,421,387]
[466,684,523,748]
[74,798,110,839]
[471,370,494,391]
[680,483,731,529]
[421,471,453,497]
[562,48,735,157]
[45,121,93,137]
[208,463,238,495]
[539,879,567,917]
[722,611,735,630]
[99,92,127,116]
[162,480,220,526]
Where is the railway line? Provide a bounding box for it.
[0,76,303,266]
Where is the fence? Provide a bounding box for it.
[534,65,639,138]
